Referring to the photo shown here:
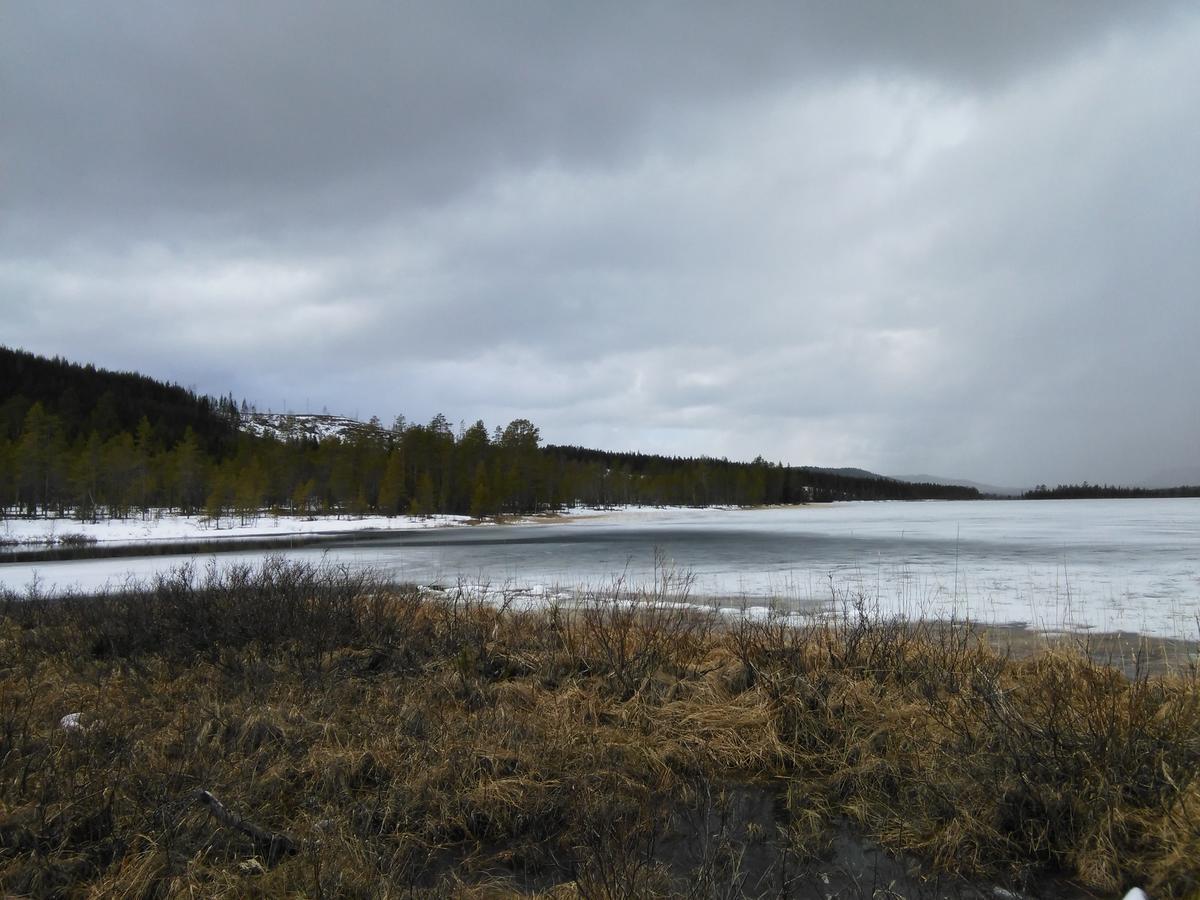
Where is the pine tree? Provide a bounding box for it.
[170,428,205,514]
[205,461,236,525]
[133,417,156,515]
[377,450,408,517]
[16,403,65,514]
[469,463,492,518]
[102,432,138,518]
[234,461,266,524]
[409,471,435,516]
[0,437,15,512]
[71,431,104,521]
[292,478,318,516]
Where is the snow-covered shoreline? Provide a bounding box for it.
[0,511,477,549]
[0,504,768,552]
[0,505,691,552]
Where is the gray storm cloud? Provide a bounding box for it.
[2,2,1197,486]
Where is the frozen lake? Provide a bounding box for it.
[3,499,1199,638]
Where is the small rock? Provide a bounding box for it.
[59,712,83,732]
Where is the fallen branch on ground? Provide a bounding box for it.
[197,789,298,864]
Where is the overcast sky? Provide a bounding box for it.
[3,3,1198,487]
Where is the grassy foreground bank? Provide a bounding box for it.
[1,561,1197,898]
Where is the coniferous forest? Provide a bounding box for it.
[0,346,979,521]
[1023,483,1200,500]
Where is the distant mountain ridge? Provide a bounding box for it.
[808,467,892,482]
[809,467,1026,497]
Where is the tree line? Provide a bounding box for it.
[544,446,980,505]
[1,346,982,522]
[0,404,984,522]
[1023,483,1200,500]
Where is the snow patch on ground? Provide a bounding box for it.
[0,512,472,548]
[0,505,726,550]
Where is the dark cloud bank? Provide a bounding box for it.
[3,2,1198,487]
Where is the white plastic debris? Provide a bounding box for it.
[1123,890,1148,900]
[59,712,83,732]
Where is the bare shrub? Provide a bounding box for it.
[571,552,715,699]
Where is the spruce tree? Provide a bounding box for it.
[469,463,492,518]
[377,451,408,517]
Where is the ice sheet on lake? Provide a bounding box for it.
[3,500,1199,639]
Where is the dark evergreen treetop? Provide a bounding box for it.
[0,345,237,453]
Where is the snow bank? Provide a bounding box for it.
[0,511,472,548]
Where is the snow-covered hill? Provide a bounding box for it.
[241,412,386,443]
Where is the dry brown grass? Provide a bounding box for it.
[1,559,1197,897]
